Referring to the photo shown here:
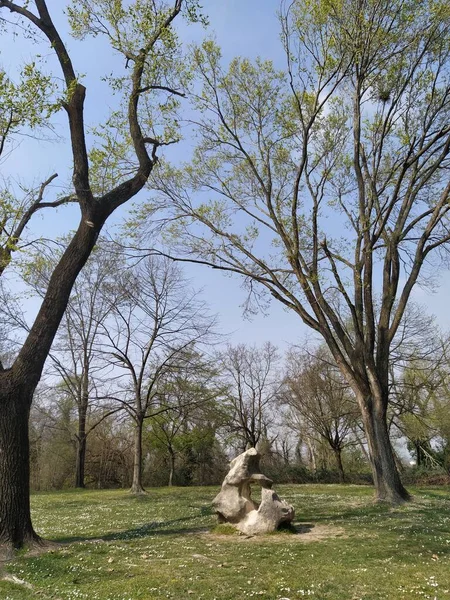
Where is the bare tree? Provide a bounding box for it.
[100,256,216,494]
[45,248,122,488]
[147,0,450,502]
[218,343,281,452]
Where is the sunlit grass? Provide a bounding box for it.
[1,484,450,599]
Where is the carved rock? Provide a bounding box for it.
[212,448,295,535]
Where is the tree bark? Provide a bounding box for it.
[75,434,87,489]
[360,394,410,504]
[168,449,175,487]
[0,373,41,554]
[333,448,346,484]
[306,438,317,473]
[414,442,422,468]
[130,417,146,494]
[75,385,88,488]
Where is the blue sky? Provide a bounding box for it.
[1,0,449,350]
[0,0,312,350]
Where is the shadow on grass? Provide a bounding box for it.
[53,511,213,544]
[297,501,392,525]
[329,496,450,560]
[413,489,450,502]
[52,509,315,545]
[294,523,314,535]
[47,489,450,560]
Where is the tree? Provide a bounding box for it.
[147,0,450,502]
[29,386,78,490]
[29,390,134,490]
[49,263,120,488]
[218,343,281,452]
[283,347,360,482]
[26,244,120,488]
[148,360,221,486]
[0,0,201,551]
[384,311,450,466]
[100,255,216,494]
[390,349,450,469]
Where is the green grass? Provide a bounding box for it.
[1,484,450,599]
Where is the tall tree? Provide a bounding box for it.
[0,0,200,552]
[147,0,450,502]
[100,256,216,494]
[25,244,120,488]
[48,249,119,488]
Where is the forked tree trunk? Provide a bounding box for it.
[360,394,410,504]
[130,417,146,494]
[0,375,41,553]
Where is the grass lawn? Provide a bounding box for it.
[1,484,450,599]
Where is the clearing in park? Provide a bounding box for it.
[0,484,450,600]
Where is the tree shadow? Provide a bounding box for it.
[53,512,212,544]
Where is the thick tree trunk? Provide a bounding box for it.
[0,374,41,554]
[333,448,346,483]
[361,396,410,504]
[130,417,146,494]
[0,221,105,550]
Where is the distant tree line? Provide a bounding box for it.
[20,244,450,492]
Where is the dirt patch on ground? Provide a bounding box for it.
[0,539,61,563]
[205,522,346,543]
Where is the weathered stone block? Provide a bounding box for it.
[212,448,295,535]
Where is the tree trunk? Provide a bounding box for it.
[168,450,175,487]
[333,448,346,483]
[75,435,87,489]
[130,417,146,494]
[0,221,104,551]
[415,442,422,467]
[306,438,317,473]
[360,396,410,504]
[75,395,88,488]
[0,374,41,555]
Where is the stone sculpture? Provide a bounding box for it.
[212,448,295,535]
